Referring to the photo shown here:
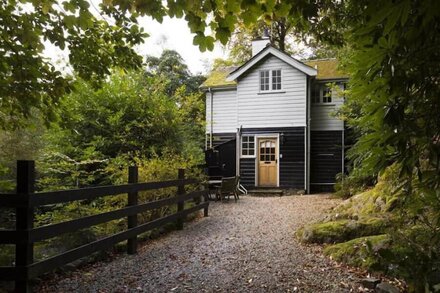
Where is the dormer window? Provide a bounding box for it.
[260,69,282,92]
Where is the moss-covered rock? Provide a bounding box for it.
[297,217,390,244]
[324,234,391,271]
[298,219,350,243]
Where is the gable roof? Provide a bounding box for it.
[226,45,317,81]
[200,47,348,90]
[303,59,348,80]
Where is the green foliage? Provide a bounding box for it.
[334,171,375,199]
[37,70,197,190]
[145,50,205,95]
[339,0,440,191]
[301,165,440,290]
[0,0,146,129]
[0,115,46,191]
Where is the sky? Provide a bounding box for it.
[136,16,228,74]
[44,15,228,76]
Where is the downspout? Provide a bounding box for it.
[342,124,345,180]
[236,127,241,177]
[342,88,346,184]
[306,77,312,194]
[209,87,213,149]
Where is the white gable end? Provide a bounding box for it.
[236,55,307,128]
[227,46,317,81]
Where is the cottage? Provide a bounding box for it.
[201,37,348,193]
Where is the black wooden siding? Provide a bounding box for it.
[240,158,255,186]
[210,133,236,148]
[310,130,343,192]
[279,129,305,188]
[240,127,305,188]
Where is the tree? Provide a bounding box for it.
[0,0,146,129]
[38,70,183,188]
[145,50,205,95]
[1,0,335,129]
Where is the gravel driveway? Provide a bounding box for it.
[37,195,361,292]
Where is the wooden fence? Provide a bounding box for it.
[0,160,209,292]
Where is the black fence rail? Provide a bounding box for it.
[0,160,209,292]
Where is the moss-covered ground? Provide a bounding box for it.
[297,165,440,291]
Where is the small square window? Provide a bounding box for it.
[241,136,255,157]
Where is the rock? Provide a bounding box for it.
[360,278,381,289]
[297,189,305,195]
[375,282,400,293]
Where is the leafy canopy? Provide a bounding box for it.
[2,0,337,128]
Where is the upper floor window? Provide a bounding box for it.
[272,70,281,90]
[260,71,270,91]
[241,135,255,157]
[323,87,332,103]
[260,70,282,92]
[311,84,332,104]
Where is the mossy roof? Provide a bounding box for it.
[200,66,237,88]
[304,59,348,80]
[201,58,348,89]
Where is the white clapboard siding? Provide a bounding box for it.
[237,55,307,128]
[310,84,344,130]
[205,89,237,133]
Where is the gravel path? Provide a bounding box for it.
[37,195,362,292]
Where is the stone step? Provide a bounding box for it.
[248,189,284,196]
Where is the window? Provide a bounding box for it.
[260,69,282,92]
[259,140,276,162]
[241,136,255,157]
[272,70,281,90]
[323,87,332,103]
[311,84,333,104]
[260,71,270,91]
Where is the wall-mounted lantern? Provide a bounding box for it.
[280,133,286,145]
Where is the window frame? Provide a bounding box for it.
[259,69,282,93]
[241,135,256,158]
[311,84,334,105]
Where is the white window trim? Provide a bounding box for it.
[240,135,256,158]
[259,69,282,93]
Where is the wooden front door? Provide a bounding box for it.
[258,138,278,187]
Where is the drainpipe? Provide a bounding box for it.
[236,126,242,177]
[209,87,213,149]
[306,77,312,194]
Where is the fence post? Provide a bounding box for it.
[127,166,138,255]
[204,192,209,217]
[15,160,35,293]
[176,169,185,230]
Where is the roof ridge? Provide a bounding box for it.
[303,58,337,62]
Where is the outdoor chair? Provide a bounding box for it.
[217,176,239,202]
